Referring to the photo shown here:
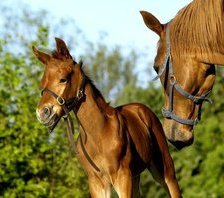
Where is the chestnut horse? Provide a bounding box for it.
[140,0,224,149]
[33,38,181,197]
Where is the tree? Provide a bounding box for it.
[0,3,88,197]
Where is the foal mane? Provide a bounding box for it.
[82,67,112,113]
[84,74,105,100]
[171,0,224,55]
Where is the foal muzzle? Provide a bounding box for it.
[39,86,85,132]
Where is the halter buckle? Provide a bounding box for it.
[57,96,65,106]
[170,75,176,85]
[77,90,84,100]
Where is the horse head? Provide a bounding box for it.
[140,11,216,149]
[33,38,85,131]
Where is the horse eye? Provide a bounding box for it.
[60,78,68,83]
[153,65,159,73]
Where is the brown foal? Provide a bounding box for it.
[33,38,181,197]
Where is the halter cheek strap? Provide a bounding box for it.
[152,22,212,126]
[161,58,212,126]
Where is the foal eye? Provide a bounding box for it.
[59,78,68,83]
[153,65,159,73]
[59,73,72,84]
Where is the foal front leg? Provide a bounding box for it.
[88,175,111,198]
[113,168,134,198]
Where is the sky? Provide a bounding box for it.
[20,0,192,61]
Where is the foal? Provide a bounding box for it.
[33,38,181,198]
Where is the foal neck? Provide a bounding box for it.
[75,82,112,137]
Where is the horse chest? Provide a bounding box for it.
[76,135,127,174]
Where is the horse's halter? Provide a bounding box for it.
[41,77,86,132]
[153,23,212,126]
[40,77,101,172]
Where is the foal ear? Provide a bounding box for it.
[140,11,164,36]
[32,46,51,64]
[55,37,72,59]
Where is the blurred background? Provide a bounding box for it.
[0,0,224,197]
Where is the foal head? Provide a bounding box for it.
[33,38,85,130]
[140,11,216,149]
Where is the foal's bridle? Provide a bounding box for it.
[41,86,85,124]
[41,80,85,153]
[152,23,212,126]
[40,78,101,172]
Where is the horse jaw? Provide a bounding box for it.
[163,120,194,150]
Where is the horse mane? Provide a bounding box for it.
[171,0,224,55]
[84,74,105,100]
[82,67,112,113]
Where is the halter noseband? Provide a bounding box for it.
[41,77,86,132]
[152,23,212,126]
[41,87,85,114]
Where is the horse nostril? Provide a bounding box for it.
[43,107,51,118]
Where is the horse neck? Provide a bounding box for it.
[75,83,110,139]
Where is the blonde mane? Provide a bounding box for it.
[171,0,224,55]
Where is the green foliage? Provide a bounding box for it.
[0,3,87,198]
[82,42,139,102]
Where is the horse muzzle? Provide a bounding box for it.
[36,106,61,131]
[163,119,194,149]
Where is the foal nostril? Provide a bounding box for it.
[36,106,54,124]
[42,107,51,118]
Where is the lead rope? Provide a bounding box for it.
[63,103,101,172]
[64,113,78,155]
[62,109,100,172]
[65,98,101,172]
[74,114,101,172]
[79,131,101,172]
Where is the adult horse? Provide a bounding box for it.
[140,0,224,149]
[33,38,181,197]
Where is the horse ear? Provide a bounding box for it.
[55,37,72,59]
[140,11,164,36]
[32,46,51,64]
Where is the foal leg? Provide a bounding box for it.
[88,175,111,198]
[147,119,181,198]
[148,149,181,198]
[113,168,133,198]
[161,153,181,198]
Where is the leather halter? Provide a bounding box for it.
[41,78,101,172]
[41,86,85,117]
[152,23,212,126]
